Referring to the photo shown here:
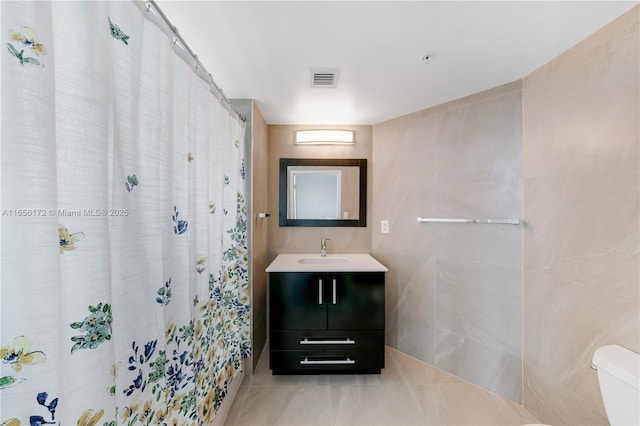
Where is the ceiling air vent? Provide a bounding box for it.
[310,68,339,88]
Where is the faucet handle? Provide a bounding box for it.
[321,237,330,256]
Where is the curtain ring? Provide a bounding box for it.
[194,55,199,71]
[145,0,152,13]
[171,27,179,45]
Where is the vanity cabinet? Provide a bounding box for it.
[268,271,385,374]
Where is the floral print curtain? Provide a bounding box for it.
[1,1,250,425]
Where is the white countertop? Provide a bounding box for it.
[266,253,388,273]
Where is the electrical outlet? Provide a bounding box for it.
[381,220,389,234]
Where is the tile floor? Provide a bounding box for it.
[225,345,540,425]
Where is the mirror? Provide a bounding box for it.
[279,158,367,227]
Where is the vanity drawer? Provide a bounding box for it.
[270,330,383,350]
[270,349,384,373]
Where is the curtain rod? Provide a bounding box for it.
[144,0,246,122]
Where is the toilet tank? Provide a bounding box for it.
[592,345,640,426]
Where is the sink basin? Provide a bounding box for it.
[266,254,388,272]
[298,257,350,265]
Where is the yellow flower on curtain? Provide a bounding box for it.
[153,408,166,425]
[58,224,85,254]
[10,26,47,56]
[76,409,104,426]
[0,335,46,372]
[239,288,249,306]
[138,400,153,423]
[120,400,140,422]
[202,389,216,424]
[1,419,21,426]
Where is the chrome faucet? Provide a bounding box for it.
[321,237,330,257]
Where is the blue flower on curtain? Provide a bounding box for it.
[166,348,194,397]
[108,17,129,45]
[29,415,56,426]
[125,174,138,193]
[172,206,188,235]
[69,303,112,353]
[35,392,58,421]
[123,340,159,397]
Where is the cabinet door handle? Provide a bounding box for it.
[300,357,355,365]
[332,278,337,304]
[318,278,323,305]
[299,338,355,345]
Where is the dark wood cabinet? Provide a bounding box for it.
[268,271,385,374]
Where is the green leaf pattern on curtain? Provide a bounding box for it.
[1,2,250,425]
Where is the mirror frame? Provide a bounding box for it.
[279,158,367,227]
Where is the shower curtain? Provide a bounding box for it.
[1,1,250,425]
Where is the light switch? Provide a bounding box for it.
[381,220,389,234]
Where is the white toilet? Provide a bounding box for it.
[592,344,640,425]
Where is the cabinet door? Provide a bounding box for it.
[327,272,385,330]
[269,272,327,330]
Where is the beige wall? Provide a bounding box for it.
[522,6,640,425]
[232,99,270,373]
[372,81,524,402]
[250,102,269,373]
[267,125,372,262]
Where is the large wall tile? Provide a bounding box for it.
[523,9,639,180]
[436,258,522,356]
[523,6,639,424]
[523,360,608,426]
[396,259,437,363]
[524,269,639,410]
[373,81,523,402]
[435,330,523,402]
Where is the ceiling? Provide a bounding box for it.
[155,1,637,125]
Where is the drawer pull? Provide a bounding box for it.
[299,338,355,345]
[300,357,355,365]
[332,278,337,304]
[318,278,323,305]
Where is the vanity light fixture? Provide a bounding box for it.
[294,129,355,145]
